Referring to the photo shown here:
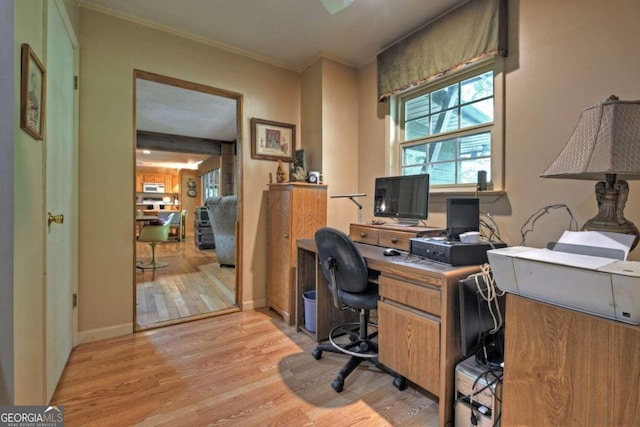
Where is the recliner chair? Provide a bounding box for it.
[311,227,407,393]
[137,213,175,269]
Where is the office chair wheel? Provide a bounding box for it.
[331,378,344,393]
[312,348,323,360]
[393,376,408,391]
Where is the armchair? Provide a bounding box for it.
[205,195,237,267]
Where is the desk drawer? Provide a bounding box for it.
[350,225,379,246]
[378,300,440,394]
[379,230,414,251]
[380,275,441,316]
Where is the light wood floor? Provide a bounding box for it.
[136,236,237,330]
[52,309,440,426]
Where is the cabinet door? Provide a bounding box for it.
[267,190,291,312]
[135,174,143,192]
[164,175,173,193]
[378,300,440,394]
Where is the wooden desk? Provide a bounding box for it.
[296,239,480,427]
[502,295,640,426]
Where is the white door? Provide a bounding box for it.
[45,0,78,402]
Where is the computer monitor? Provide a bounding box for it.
[373,174,429,226]
[447,198,480,240]
[458,275,505,368]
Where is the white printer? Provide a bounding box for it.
[487,231,640,325]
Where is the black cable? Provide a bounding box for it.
[519,204,578,245]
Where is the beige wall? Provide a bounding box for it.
[78,9,301,338]
[320,60,359,231]
[357,0,640,261]
[301,58,359,231]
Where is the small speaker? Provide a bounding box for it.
[477,170,487,191]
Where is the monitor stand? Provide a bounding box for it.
[395,218,419,227]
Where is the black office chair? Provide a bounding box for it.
[311,227,407,393]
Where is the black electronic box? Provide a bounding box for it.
[409,238,506,266]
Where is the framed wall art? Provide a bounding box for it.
[20,43,46,140]
[250,118,296,162]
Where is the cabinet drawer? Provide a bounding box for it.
[378,300,440,394]
[350,225,379,246]
[378,230,414,251]
[380,275,441,316]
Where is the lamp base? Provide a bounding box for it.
[583,176,639,250]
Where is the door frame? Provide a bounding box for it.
[132,70,244,329]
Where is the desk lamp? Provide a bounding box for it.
[331,193,366,224]
[541,95,640,249]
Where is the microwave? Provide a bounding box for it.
[143,182,165,193]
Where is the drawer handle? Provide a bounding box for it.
[391,238,398,243]
[360,232,366,238]
[284,233,289,239]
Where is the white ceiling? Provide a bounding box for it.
[80,0,466,70]
[87,0,467,168]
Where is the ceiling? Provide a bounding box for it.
[86,0,467,168]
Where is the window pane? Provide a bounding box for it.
[403,144,427,167]
[403,165,428,175]
[406,94,429,121]
[431,110,459,134]
[426,138,456,162]
[431,84,459,113]
[428,162,456,185]
[458,158,491,184]
[460,71,493,104]
[460,99,493,128]
[405,117,429,140]
[459,132,491,159]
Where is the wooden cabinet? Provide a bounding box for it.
[267,183,327,325]
[502,295,640,426]
[349,223,444,251]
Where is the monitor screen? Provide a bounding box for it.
[373,174,429,225]
[458,275,505,367]
[447,198,480,240]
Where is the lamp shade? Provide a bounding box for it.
[541,96,640,180]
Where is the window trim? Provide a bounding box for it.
[395,59,505,193]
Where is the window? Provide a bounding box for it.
[203,168,220,199]
[399,64,500,188]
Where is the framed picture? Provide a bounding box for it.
[20,44,46,140]
[250,118,296,162]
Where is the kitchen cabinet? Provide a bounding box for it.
[267,183,327,325]
[135,174,143,192]
[136,172,179,194]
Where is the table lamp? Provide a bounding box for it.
[541,95,640,249]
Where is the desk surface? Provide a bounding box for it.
[297,238,479,279]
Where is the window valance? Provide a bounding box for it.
[377,0,508,101]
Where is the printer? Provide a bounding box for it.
[487,231,640,325]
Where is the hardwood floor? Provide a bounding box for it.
[52,309,440,426]
[136,236,236,330]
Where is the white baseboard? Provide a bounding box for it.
[78,323,133,344]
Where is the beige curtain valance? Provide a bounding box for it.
[377,0,508,101]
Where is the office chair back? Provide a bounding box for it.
[315,227,369,309]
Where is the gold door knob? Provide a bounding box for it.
[48,212,64,226]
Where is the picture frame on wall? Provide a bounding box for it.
[20,43,46,140]
[250,118,296,162]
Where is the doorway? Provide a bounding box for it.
[133,70,242,330]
